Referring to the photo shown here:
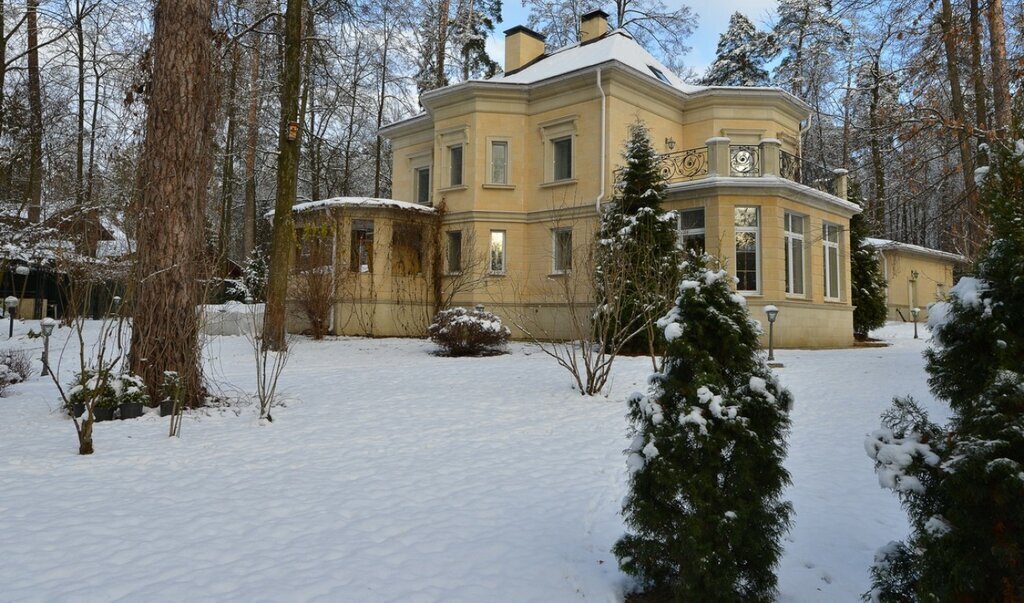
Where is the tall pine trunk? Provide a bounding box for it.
[987,0,1012,134]
[243,39,260,261]
[219,44,239,278]
[130,0,216,406]
[25,0,43,223]
[939,0,979,252]
[262,0,303,350]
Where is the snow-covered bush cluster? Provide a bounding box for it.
[428,307,510,356]
[865,137,1024,601]
[614,256,793,600]
[67,369,150,412]
[0,348,32,396]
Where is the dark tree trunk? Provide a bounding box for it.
[987,0,1012,134]
[939,0,979,251]
[219,44,239,277]
[130,0,216,406]
[263,0,303,350]
[26,0,43,223]
[243,39,260,260]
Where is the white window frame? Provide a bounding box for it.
[678,207,706,254]
[540,118,577,184]
[489,230,506,274]
[784,212,806,297]
[448,144,464,187]
[823,222,841,301]
[446,230,462,274]
[551,227,572,274]
[552,136,573,181]
[414,166,431,205]
[487,138,511,185]
[734,206,761,294]
[407,150,432,205]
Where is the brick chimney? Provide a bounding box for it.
[580,9,609,43]
[504,26,545,73]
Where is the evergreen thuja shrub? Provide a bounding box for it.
[848,186,888,338]
[614,255,793,601]
[428,307,511,356]
[596,121,681,357]
[864,137,1024,601]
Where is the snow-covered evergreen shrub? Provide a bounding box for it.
[229,247,269,302]
[596,121,681,357]
[428,307,510,356]
[848,188,888,338]
[864,137,1024,601]
[67,369,150,412]
[614,255,793,600]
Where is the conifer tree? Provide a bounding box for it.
[595,121,680,359]
[848,185,888,338]
[700,12,775,87]
[614,255,793,600]
[865,136,1024,601]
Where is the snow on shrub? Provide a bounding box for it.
[428,307,510,356]
[0,348,31,396]
[67,369,150,412]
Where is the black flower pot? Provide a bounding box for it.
[119,402,144,420]
[160,400,176,417]
[93,406,115,422]
[69,402,85,418]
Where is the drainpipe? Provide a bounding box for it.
[328,219,337,334]
[595,68,606,214]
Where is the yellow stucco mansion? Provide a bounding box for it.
[287,11,864,348]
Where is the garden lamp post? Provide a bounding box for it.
[112,295,122,315]
[5,296,18,338]
[40,317,55,376]
[911,307,920,339]
[765,305,779,361]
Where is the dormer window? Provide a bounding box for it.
[648,66,670,84]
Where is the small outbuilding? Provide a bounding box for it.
[863,238,968,322]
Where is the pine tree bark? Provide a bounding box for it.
[130,0,216,406]
[243,39,260,260]
[219,44,239,278]
[987,0,1012,134]
[968,0,988,134]
[939,0,979,249]
[25,0,43,223]
[262,0,303,350]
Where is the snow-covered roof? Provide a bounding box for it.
[863,238,968,264]
[489,29,701,94]
[268,197,437,218]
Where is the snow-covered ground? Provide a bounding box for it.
[0,320,943,602]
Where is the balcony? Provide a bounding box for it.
[652,137,848,198]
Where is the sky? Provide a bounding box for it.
[485,0,779,77]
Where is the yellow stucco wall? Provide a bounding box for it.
[877,249,958,322]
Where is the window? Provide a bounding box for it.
[648,65,670,84]
[449,145,463,186]
[415,167,431,205]
[678,208,705,254]
[734,207,760,293]
[489,230,506,274]
[784,212,806,296]
[490,140,508,184]
[391,224,424,276]
[447,231,462,273]
[553,136,573,181]
[824,222,841,300]
[350,220,374,273]
[552,228,572,273]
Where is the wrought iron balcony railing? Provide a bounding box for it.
[655,146,708,182]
